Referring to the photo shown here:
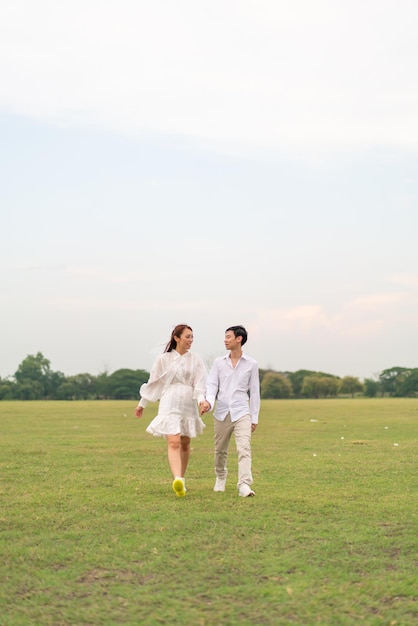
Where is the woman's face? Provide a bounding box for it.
[175,327,194,353]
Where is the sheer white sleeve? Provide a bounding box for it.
[139,354,176,404]
[191,354,208,405]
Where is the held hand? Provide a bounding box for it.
[199,400,211,415]
[135,406,143,419]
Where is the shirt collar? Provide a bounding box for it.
[222,351,248,361]
[172,350,189,358]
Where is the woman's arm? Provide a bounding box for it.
[137,354,169,404]
[192,354,208,405]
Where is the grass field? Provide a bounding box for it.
[0,399,417,625]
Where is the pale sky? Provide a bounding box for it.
[1,0,418,381]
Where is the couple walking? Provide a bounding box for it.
[135,324,260,498]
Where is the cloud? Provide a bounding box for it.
[4,264,67,273]
[1,0,418,157]
[51,296,208,313]
[389,273,418,290]
[256,289,415,340]
[347,292,407,312]
[256,304,328,332]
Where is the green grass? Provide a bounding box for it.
[0,399,417,625]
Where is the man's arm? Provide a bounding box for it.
[205,360,220,411]
[249,362,260,425]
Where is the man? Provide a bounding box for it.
[200,325,260,497]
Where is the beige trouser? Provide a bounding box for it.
[214,413,253,488]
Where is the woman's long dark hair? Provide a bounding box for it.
[164,324,192,352]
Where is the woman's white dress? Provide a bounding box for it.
[139,350,207,438]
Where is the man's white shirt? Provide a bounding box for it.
[206,353,260,424]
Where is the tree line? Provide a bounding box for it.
[1,353,417,400]
[260,367,418,398]
[0,353,149,401]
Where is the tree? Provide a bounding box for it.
[339,376,364,398]
[301,375,322,399]
[47,370,66,398]
[96,370,110,399]
[364,378,379,397]
[378,367,408,397]
[287,370,316,397]
[71,374,97,400]
[288,369,340,397]
[55,381,79,400]
[260,372,293,399]
[0,378,14,400]
[14,352,55,398]
[395,368,418,397]
[317,376,340,398]
[106,369,149,400]
[14,380,44,400]
[301,375,340,398]
[14,352,50,382]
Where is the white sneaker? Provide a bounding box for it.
[213,477,226,492]
[238,484,255,497]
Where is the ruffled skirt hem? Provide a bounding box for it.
[146,415,206,438]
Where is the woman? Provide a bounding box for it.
[135,324,207,497]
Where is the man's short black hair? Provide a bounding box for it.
[226,325,248,346]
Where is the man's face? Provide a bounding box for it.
[224,331,241,351]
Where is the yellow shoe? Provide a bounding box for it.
[172,478,186,497]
